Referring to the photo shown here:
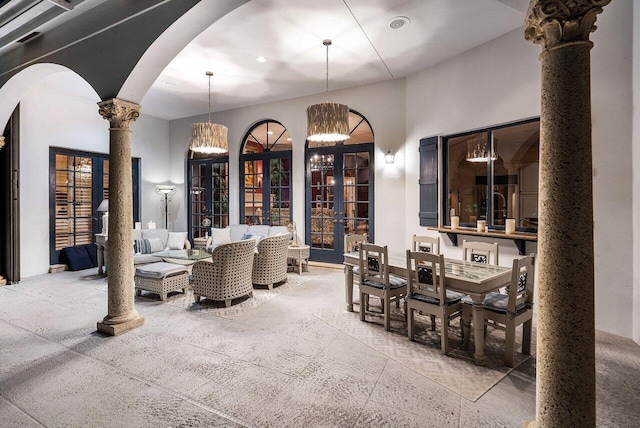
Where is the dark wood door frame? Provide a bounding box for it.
[0,105,20,284]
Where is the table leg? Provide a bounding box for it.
[345,265,354,312]
[298,258,303,276]
[472,297,487,366]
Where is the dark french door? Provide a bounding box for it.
[306,143,374,263]
[188,156,229,239]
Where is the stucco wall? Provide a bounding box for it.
[19,73,170,277]
[168,78,406,250]
[405,1,633,338]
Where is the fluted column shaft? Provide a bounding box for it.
[97,99,144,336]
[525,1,610,427]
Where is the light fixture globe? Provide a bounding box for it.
[189,71,229,154]
[306,102,349,142]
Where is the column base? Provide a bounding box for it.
[523,421,537,428]
[97,314,145,336]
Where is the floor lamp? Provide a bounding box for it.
[155,185,176,229]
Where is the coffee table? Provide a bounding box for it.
[153,249,211,274]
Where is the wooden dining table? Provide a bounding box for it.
[343,250,512,366]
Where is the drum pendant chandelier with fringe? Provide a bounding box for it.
[189,71,228,154]
[306,40,349,143]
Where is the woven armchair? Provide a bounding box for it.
[252,233,290,289]
[192,239,255,307]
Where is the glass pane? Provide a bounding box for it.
[447,131,489,226]
[310,154,335,249]
[492,121,540,230]
[243,121,292,153]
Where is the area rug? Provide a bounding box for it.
[313,304,532,402]
[137,273,312,319]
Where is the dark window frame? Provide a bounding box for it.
[440,117,540,233]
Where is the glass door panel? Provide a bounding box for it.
[188,158,229,240]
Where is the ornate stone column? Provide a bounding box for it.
[0,136,5,149]
[524,1,610,427]
[97,99,144,335]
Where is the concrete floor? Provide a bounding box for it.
[0,266,638,427]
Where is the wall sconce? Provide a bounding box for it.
[155,185,176,229]
[384,149,395,164]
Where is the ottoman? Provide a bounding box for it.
[134,262,189,301]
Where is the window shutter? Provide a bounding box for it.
[419,137,438,227]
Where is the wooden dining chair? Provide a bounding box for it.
[462,240,499,265]
[412,235,440,254]
[461,254,536,367]
[359,243,407,331]
[344,234,369,311]
[405,250,465,355]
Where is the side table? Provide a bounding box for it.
[287,244,310,275]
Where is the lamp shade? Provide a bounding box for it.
[306,102,350,142]
[189,122,228,154]
[96,199,109,212]
[156,185,176,195]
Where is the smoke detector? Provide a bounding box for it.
[387,16,410,30]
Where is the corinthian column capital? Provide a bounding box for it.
[98,98,141,129]
[525,0,611,50]
[0,136,5,150]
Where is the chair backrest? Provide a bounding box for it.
[462,240,499,265]
[195,239,255,284]
[345,234,368,253]
[359,243,389,288]
[405,250,446,303]
[412,235,440,254]
[507,254,536,314]
[256,234,290,262]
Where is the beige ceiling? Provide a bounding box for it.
[140,0,529,120]
[9,0,530,121]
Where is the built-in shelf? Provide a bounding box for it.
[427,226,537,256]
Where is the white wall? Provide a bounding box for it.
[404,27,541,265]
[405,1,634,338]
[633,0,640,345]
[19,75,171,277]
[169,78,406,249]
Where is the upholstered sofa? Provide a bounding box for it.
[206,224,289,252]
[132,228,191,265]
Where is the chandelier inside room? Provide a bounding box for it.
[466,136,496,163]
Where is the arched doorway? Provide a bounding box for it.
[239,120,293,226]
[305,110,374,263]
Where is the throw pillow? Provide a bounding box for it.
[167,232,188,250]
[134,239,151,254]
[148,237,165,253]
[210,228,232,246]
[241,233,253,240]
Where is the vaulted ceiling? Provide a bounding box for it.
[1,0,530,121]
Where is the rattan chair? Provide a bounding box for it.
[192,239,255,307]
[252,233,290,290]
[462,254,536,367]
[405,250,465,355]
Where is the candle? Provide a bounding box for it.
[134,221,142,230]
[147,221,156,230]
[477,220,486,233]
[451,216,460,230]
[505,219,516,234]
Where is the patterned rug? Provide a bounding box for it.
[137,273,312,319]
[313,304,532,402]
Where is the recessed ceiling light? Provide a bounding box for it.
[267,131,273,135]
[287,138,292,141]
[256,56,267,63]
[387,16,410,30]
